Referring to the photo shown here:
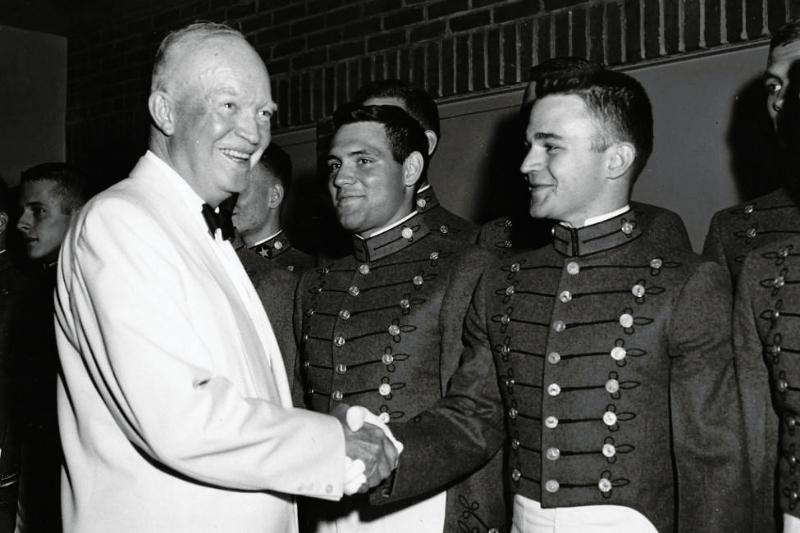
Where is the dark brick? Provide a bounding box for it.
[427,0,470,20]
[399,47,411,79]
[519,19,533,72]
[745,0,765,39]
[624,0,641,61]
[662,0,679,53]
[473,31,487,90]
[335,62,348,105]
[410,20,447,41]
[347,60,360,101]
[705,0,721,47]
[487,28,500,87]
[412,45,426,86]
[330,39,365,61]
[367,30,407,52]
[326,5,362,26]
[767,0,788,35]
[227,1,256,19]
[346,17,383,37]
[360,56,374,83]
[441,37,455,96]
[324,66,336,116]
[308,0,345,13]
[385,7,424,30]
[503,23,517,84]
[254,23,291,45]
[292,49,326,70]
[311,68,324,121]
[725,0,743,43]
[268,58,290,75]
[792,1,800,20]
[571,7,587,58]
[241,12,272,34]
[426,42,441,96]
[363,0,403,16]
[289,75,301,125]
[684,0,700,51]
[292,14,325,35]
[455,34,470,93]
[275,77,289,128]
[543,0,585,9]
[181,0,210,20]
[272,37,305,58]
[300,72,311,124]
[643,0,659,58]
[473,0,505,7]
[537,14,552,62]
[450,9,491,33]
[606,2,622,65]
[372,53,385,78]
[495,0,539,24]
[307,29,339,49]
[273,3,306,24]
[385,49,399,78]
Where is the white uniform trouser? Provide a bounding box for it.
[511,494,658,533]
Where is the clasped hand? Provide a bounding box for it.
[335,405,401,494]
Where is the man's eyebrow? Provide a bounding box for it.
[533,132,564,141]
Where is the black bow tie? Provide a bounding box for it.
[201,203,235,241]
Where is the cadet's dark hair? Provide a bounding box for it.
[771,18,800,51]
[536,66,653,180]
[259,143,292,192]
[20,162,89,212]
[332,103,430,170]
[353,79,440,139]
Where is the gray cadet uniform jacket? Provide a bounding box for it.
[471,210,749,532]
[296,213,506,533]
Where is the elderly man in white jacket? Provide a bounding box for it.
[53,22,398,533]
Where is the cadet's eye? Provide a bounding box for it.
[766,81,782,96]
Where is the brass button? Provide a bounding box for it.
[358,264,370,275]
[439,225,449,235]
[545,479,560,493]
[774,276,786,289]
[399,298,411,309]
[631,284,645,298]
[508,408,518,419]
[333,336,346,347]
[338,309,351,320]
[274,240,283,250]
[610,346,627,361]
[332,390,343,401]
[335,363,347,375]
[401,227,413,240]
[547,352,561,364]
[544,416,558,429]
[598,478,612,493]
[744,204,755,215]
[602,443,616,458]
[416,198,427,209]
[388,324,400,336]
[510,263,521,273]
[511,438,520,450]
[605,379,620,394]
[620,221,634,234]
[545,447,560,461]
[552,320,566,332]
[382,353,394,365]
[558,290,572,303]
[619,313,634,328]
[566,262,580,275]
[746,227,757,238]
[506,285,515,296]
[429,251,439,260]
[511,469,521,482]
[603,411,618,426]
[547,383,561,397]
[348,285,360,296]
[413,275,424,286]
[378,383,392,397]
[650,258,662,269]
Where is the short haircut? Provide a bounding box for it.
[259,143,293,191]
[20,163,89,212]
[331,103,430,170]
[352,79,440,138]
[770,17,800,51]
[535,66,654,180]
[522,57,603,116]
[151,21,245,93]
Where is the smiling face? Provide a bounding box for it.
[519,93,615,226]
[327,121,415,236]
[17,180,77,263]
[159,35,277,205]
[765,39,800,130]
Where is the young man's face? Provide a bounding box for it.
[17,180,76,262]
[520,93,613,226]
[232,162,276,240]
[326,121,413,236]
[764,39,800,130]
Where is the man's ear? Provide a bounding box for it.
[268,183,284,209]
[402,151,424,188]
[148,91,176,136]
[607,142,636,180]
[424,131,438,156]
[0,212,8,234]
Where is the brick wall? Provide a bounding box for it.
[66,0,796,181]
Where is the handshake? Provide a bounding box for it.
[336,405,403,495]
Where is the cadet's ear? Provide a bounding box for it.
[0,212,8,235]
[607,142,636,180]
[424,131,438,156]
[148,91,176,136]
[268,183,284,209]
[402,151,424,188]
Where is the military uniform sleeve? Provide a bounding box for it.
[370,251,505,505]
[667,260,750,532]
[702,212,733,291]
[733,251,779,533]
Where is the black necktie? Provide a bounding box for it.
[201,203,235,241]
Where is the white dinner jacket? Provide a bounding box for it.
[55,152,345,533]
